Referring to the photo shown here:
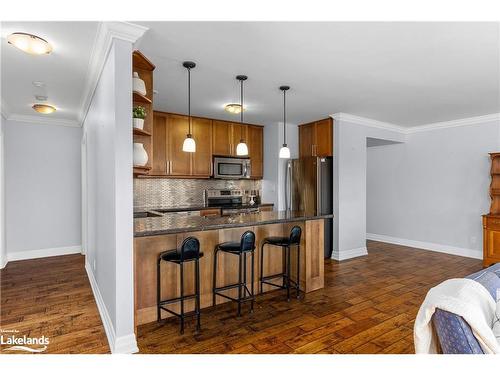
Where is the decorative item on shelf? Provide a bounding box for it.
[235,75,249,156]
[279,85,291,159]
[133,142,148,166]
[133,105,146,130]
[133,72,147,96]
[182,61,197,153]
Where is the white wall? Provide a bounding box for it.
[332,114,406,260]
[3,119,82,259]
[367,119,500,258]
[0,114,5,268]
[83,38,136,353]
[262,123,298,210]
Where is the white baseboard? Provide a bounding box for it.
[85,261,138,354]
[366,233,483,260]
[7,245,82,262]
[331,246,368,261]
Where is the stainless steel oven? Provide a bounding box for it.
[213,157,251,179]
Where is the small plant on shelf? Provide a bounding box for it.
[133,106,147,130]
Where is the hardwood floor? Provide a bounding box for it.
[136,241,482,354]
[0,241,482,354]
[0,254,109,354]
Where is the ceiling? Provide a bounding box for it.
[1,22,498,128]
[1,21,99,123]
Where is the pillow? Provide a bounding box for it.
[472,271,500,300]
[493,299,500,344]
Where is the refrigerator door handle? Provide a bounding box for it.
[316,158,321,215]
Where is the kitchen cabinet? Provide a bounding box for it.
[149,111,263,179]
[247,125,263,178]
[167,114,191,176]
[483,152,500,267]
[299,118,333,158]
[212,120,232,156]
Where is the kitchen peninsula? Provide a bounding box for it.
[134,211,332,326]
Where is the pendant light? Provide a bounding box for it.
[235,75,249,156]
[182,61,196,153]
[279,85,291,159]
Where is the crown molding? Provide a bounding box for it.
[78,21,149,125]
[331,112,407,133]
[405,113,500,134]
[7,114,80,128]
[331,112,500,135]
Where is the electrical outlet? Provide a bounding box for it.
[470,236,477,246]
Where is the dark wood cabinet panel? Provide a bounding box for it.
[151,113,168,175]
[299,118,333,158]
[167,114,191,176]
[212,120,232,156]
[191,117,213,177]
[247,125,263,178]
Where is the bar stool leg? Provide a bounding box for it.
[282,245,286,288]
[250,249,255,313]
[296,245,301,299]
[157,257,161,322]
[237,252,243,317]
[260,243,265,294]
[286,246,291,302]
[212,247,218,307]
[243,252,247,299]
[195,257,201,332]
[180,261,185,334]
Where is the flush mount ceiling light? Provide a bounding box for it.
[8,33,52,55]
[235,75,249,156]
[182,61,196,153]
[279,85,291,159]
[32,104,56,114]
[224,103,243,114]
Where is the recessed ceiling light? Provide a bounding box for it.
[32,104,56,114]
[8,33,52,55]
[225,103,244,114]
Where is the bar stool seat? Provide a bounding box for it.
[157,237,203,334]
[262,236,292,246]
[213,231,256,316]
[160,249,204,263]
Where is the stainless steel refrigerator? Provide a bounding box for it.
[285,156,333,258]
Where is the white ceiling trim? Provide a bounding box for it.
[78,21,149,125]
[7,114,80,127]
[405,113,500,134]
[331,112,407,133]
[331,112,500,135]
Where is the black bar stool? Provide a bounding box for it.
[157,237,203,334]
[212,230,256,316]
[260,226,302,301]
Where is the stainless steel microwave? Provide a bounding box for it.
[213,157,251,179]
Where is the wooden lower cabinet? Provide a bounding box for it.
[134,220,325,326]
[483,214,500,267]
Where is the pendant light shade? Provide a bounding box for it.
[235,75,249,156]
[182,61,196,153]
[279,85,291,159]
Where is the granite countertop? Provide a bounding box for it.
[134,202,274,214]
[134,210,333,237]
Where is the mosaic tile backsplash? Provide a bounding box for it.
[134,178,262,210]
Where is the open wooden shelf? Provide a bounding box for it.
[133,92,152,104]
[133,165,152,176]
[133,128,152,137]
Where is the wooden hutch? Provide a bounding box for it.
[483,152,500,267]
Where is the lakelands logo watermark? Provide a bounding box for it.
[0,329,49,353]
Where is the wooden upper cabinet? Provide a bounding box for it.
[212,120,232,156]
[231,123,248,156]
[247,125,263,178]
[167,114,191,176]
[191,117,213,177]
[299,122,315,157]
[315,118,333,157]
[151,112,168,175]
[299,118,333,158]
